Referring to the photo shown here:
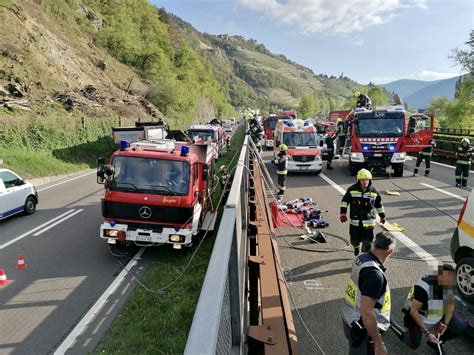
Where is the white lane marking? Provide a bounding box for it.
[0,210,76,250]
[37,171,96,192]
[32,209,84,236]
[319,173,438,264]
[420,183,466,201]
[53,247,146,354]
[430,160,474,173]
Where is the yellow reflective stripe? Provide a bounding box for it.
[341,202,349,208]
[350,220,359,226]
[457,160,471,165]
[368,192,378,198]
[421,151,432,156]
[350,191,362,197]
[406,286,414,301]
[427,309,444,318]
[459,220,474,238]
[376,208,385,213]
[381,287,391,313]
[277,171,287,175]
[344,279,357,308]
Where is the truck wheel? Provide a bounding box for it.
[24,196,37,215]
[393,164,404,177]
[456,258,474,303]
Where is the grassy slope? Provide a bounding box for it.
[96,126,245,354]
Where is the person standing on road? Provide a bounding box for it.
[401,264,470,354]
[413,139,436,177]
[337,119,347,154]
[325,130,338,170]
[455,137,472,187]
[340,169,386,256]
[274,144,288,196]
[342,231,395,355]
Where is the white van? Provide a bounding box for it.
[0,169,38,220]
[451,188,474,303]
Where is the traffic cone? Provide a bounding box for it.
[0,268,11,286]
[16,255,27,269]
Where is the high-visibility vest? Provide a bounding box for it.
[342,253,391,331]
[405,275,445,327]
[275,154,288,175]
[456,146,472,165]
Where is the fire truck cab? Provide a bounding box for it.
[346,106,434,176]
[262,111,296,149]
[273,119,323,173]
[97,139,214,249]
[188,125,226,160]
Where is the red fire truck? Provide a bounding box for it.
[345,106,434,176]
[187,124,227,160]
[262,111,297,149]
[329,110,351,123]
[96,139,215,249]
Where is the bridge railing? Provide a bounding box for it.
[184,136,249,355]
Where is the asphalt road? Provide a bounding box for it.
[260,151,474,355]
[0,170,148,355]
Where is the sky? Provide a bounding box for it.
[151,0,473,85]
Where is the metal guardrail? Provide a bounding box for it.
[185,136,249,355]
[435,128,474,137]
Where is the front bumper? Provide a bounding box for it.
[100,222,193,246]
[287,159,322,172]
[265,139,274,147]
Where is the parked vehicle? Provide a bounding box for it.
[344,106,434,176]
[112,120,168,146]
[0,169,38,220]
[273,119,323,173]
[97,139,215,249]
[262,111,297,149]
[188,124,227,160]
[451,188,474,304]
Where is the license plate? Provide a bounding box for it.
[136,234,152,242]
[300,166,309,170]
[374,153,382,157]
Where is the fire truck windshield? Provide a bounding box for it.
[283,132,318,147]
[110,156,190,196]
[355,112,404,138]
[188,130,216,142]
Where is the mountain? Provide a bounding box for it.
[380,79,441,99]
[404,76,461,109]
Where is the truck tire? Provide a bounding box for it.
[23,196,37,215]
[393,164,404,177]
[456,258,474,303]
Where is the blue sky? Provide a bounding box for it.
[151,0,472,85]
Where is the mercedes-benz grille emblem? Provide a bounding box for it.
[139,206,152,219]
[301,156,307,162]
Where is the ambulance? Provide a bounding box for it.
[273,119,323,173]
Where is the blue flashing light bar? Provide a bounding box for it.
[120,140,129,150]
[362,145,369,151]
[283,120,294,127]
[181,145,190,157]
[389,145,396,151]
[109,220,116,227]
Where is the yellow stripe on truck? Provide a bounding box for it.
[459,219,474,238]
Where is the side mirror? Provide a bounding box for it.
[14,178,25,186]
[319,140,324,147]
[202,165,209,180]
[104,165,114,177]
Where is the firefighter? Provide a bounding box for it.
[337,118,347,154]
[402,264,470,353]
[219,165,232,201]
[354,91,372,109]
[340,169,386,256]
[274,144,288,196]
[325,130,338,170]
[342,232,396,355]
[248,114,264,153]
[413,139,436,177]
[455,137,472,187]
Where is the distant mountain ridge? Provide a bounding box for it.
[381,75,463,109]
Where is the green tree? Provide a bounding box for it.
[367,87,389,106]
[445,78,474,128]
[426,97,451,128]
[298,95,316,118]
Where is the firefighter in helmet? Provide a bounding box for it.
[219,165,232,201]
[354,91,372,109]
[455,137,472,187]
[248,114,264,152]
[340,168,386,256]
[274,144,288,196]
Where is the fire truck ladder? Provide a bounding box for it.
[247,155,298,354]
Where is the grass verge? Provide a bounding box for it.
[95,125,245,354]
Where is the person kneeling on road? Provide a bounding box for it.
[340,168,386,256]
[401,264,470,354]
[342,232,396,355]
[274,144,288,196]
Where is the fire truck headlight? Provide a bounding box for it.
[391,153,406,163]
[350,153,365,162]
[170,234,185,243]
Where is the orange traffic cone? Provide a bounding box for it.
[0,268,11,286]
[16,255,27,269]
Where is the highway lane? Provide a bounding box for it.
[0,170,144,354]
[260,151,473,355]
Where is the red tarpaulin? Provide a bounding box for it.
[271,203,305,227]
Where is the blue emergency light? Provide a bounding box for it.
[304,120,311,126]
[109,220,116,227]
[389,145,396,151]
[120,140,129,150]
[362,145,369,151]
[181,145,190,157]
[283,120,294,127]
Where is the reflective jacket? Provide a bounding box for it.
[455,145,472,165]
[420,140,436,156]
[405,275,445,327]
[342,252,391,331]
[275,153,288,175]
[340,182,385,228]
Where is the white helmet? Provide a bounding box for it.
[461,137,470,145]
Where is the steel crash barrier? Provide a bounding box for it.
[185,136,297,355]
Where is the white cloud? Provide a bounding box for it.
[235,0,427,34]
[413,70,464,80]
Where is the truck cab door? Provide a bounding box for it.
[404,114,434,153]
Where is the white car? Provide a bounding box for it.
[0,168,38,220]
[451,188,474,303]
